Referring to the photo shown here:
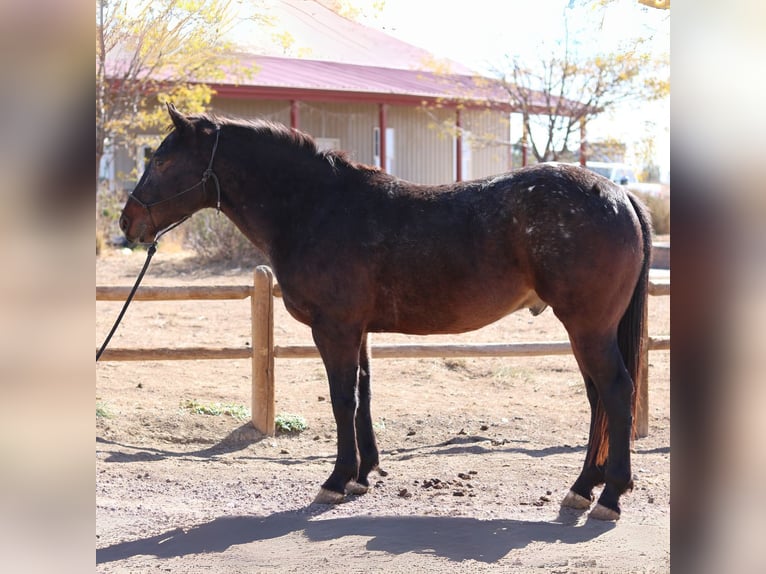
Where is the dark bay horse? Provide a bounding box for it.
[120,105,652,521]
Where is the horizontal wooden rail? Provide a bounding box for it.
[97,346,253,361]
[275,341,572,359]
[649,280,669,297]
[96,336,670,362]
[276,336,671,359]
[98,281,663,301]
[96,285,253,301]
[96,283,283,301]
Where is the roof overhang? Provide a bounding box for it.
[106,54,591,117]
[209,82,514,111]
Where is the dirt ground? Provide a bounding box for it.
[96,247,670,573]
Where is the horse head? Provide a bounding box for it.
[119,104,221,244]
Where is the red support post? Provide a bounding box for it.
[579,118,587,167]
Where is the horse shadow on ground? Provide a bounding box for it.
[98,432,616,565]
[97,506,614,565]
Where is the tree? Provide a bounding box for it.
[496,2,669,163]
[96,0,244,185]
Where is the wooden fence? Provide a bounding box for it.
[97,266,670,438]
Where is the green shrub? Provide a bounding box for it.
[96,402,113,419]
[275,413,308,434]
[182,399,250,421]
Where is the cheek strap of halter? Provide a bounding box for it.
[202,127,221,212]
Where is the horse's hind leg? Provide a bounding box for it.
[562,376,606,510]
[567,333,634,520]
[355,333,381,488]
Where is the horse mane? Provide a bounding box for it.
[186,112,380,176]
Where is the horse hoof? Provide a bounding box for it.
[561,490,592,510]
[589,503,620,521]
[313,488,345,505]
[345,481,368,495]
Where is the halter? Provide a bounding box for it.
[126,127,221,239]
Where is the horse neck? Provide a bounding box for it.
[215,126,337,253]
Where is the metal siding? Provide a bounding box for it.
[210,99,379,165]
[210,99,291,124]
[389,106,453,184]
[209,98,509,182]
[298,102,377,164]
[463,108,511,178]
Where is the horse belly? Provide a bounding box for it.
[368,284,540,335]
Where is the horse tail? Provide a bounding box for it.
[592,192,653,467]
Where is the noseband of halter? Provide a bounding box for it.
[126,127,221,238]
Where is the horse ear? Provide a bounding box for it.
[166,102,192,135]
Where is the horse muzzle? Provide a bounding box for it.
[119,210,155,245]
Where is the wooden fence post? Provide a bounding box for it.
[251,266,275,436]
[636,291,650,438]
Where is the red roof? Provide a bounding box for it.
[211,55,514,109]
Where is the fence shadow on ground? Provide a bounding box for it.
[96,423,268,462]
[97,506,614,566]
[387,434,587,462]
[96,431,587,466]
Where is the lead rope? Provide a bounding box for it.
[96,217,188,362]
[96,243,156,361]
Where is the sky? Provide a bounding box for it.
[357,0,670,178]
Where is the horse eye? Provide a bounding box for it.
[154,157,165,167]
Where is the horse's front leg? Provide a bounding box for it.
[355,333,381,488]
[311,323,366,504]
